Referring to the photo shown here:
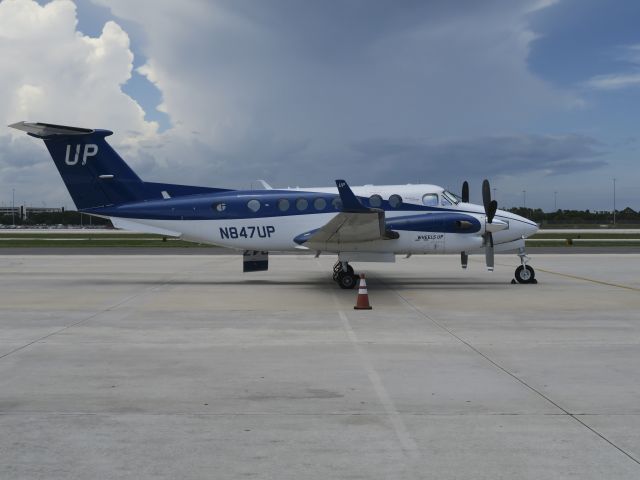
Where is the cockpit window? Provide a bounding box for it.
[422,194,438,207]
[441,195,452,206]
[442,190,460,205]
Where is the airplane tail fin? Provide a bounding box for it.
[8,121,226,210]
[9,122,148,209]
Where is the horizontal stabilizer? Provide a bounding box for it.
[9,121,98,138]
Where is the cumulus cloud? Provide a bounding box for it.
[0,0,158,205]
[100,0,580,143]
[85,0,590,188]
[0,0,602,208]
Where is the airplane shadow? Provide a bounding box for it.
[87,275,513,290]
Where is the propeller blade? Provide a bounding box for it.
[482,179,497,223]
[484,233,494,271]
[461,252,468,269]
[461,181,469,203]
[487,200,497,223]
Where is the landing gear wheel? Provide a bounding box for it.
[337,272,359,289]
[332,262,354,282]
[515,265,535,284]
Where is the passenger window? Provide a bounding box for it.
[369,194,382,208]
[389,194,403,208]
[296,198,308,211]
[313,198,327,210]
[278,199,290,211]
[422,194,438,207]
[247,199,261,212]
[332,197,343,210]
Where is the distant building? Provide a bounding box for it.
[24,206,64,218]
[0,206,64,220]
[0,206,20,218]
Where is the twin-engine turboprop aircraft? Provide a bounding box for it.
[10,121,538,288]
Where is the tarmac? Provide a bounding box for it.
[0,253,639,479]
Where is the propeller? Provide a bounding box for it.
[459,181,471,269]
[461,181,469,203]
[458,179,504,271]
[481,179,497,271]
[482,179,497,223]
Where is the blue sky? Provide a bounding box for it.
[2,0,639,211]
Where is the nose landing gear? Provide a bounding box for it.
[332,261,359,289]
[514,247,537,284]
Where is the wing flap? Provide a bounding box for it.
[296,211,396,250]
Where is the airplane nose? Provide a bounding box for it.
[526,221,539,237]
[519,217,538,238]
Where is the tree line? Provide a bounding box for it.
[507,207,640,226]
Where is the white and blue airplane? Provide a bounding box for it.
[10,121,538,288]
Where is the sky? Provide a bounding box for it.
[0,0,638,212]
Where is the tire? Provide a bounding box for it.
[337,272,358,289]
[515,265,535,284]
[333,264,354,282]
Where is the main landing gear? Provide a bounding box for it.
[332,261,359,289]
[514,246,537,284]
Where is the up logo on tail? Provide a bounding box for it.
[65,144,98,166]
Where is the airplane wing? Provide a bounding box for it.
[294,180,398,249]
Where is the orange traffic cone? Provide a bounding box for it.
[354,274,372,310]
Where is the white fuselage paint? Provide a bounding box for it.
[108,184,538,256]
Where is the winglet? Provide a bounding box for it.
[335,179,370,212]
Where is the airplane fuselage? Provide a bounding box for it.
[90,184,538,256]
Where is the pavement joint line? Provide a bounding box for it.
[323,271,420,461]
[468,257,637,292]
[336,309,421,461]
[534,267,639,292]
[0,258,221,362]
[382,278,640,468]
[487,257,639,292]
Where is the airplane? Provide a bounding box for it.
[9,121,539,288]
